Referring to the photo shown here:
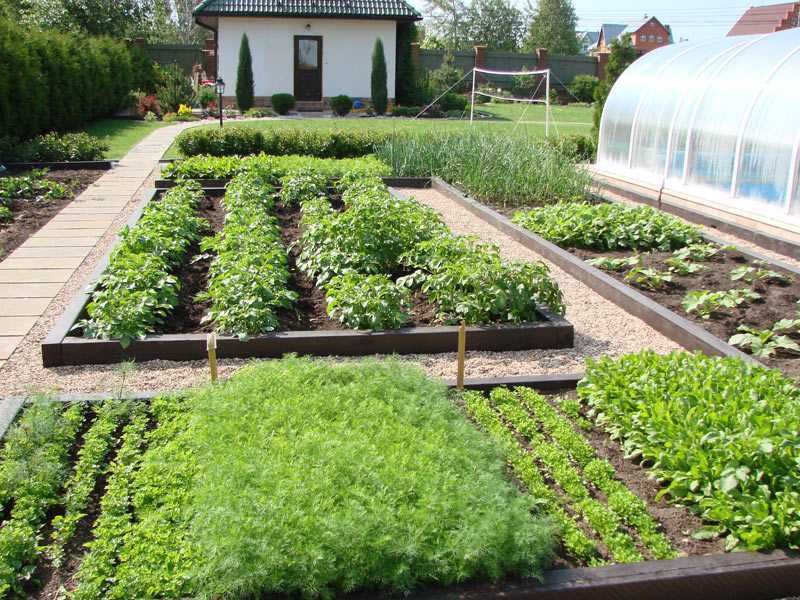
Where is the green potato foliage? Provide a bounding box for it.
[325,273,411,331]
[579,351,800,551]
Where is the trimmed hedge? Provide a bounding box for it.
[175,127,391,158]
[0,18,156,140]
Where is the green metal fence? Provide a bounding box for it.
[142,44,203,74]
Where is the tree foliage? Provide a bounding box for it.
[593,33,636,135]
[236,33,255,112]
[423,0,523,50]
[523,0,579,54]
[395,22,419,105]
[371,38,388,114]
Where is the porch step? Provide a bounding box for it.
[295,101,325,112]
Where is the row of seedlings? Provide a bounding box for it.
[512,201,800,366]
[289,170,565,330]
[76,182,205,346]
[463,386,677,567]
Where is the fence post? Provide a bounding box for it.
[473,45,487,85]
[596,52,609,81]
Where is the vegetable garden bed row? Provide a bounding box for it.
[2,356,798,599]
[43,164,573,366]
[430,178,800,378]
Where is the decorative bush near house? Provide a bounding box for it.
[236,33,255,112]
[330,94,353,116]
[156,63,195,113]
[271,93,295,115]
[371,38,388,115]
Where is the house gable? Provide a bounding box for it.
[728,2,799,36]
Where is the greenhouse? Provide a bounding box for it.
[596,28,800,224]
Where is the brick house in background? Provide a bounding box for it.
[728,2,799,36]
[592,17,672,56]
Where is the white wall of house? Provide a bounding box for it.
[217,17,397,99]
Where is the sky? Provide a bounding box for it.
[408,0,757,43]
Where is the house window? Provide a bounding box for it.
[657,35,663,42]
[297,39,319,69]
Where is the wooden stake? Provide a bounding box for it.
[456,321,466,390]
[207,332,218,383]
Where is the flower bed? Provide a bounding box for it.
[512,201,800,378]
[44,162,572,366]
[5,355,798,598]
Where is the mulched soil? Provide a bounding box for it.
[158,194,439,334]
[570,246,800,378]
[0,169,105,261]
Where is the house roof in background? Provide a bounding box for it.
[577,30,599,44]
[599,23,627,44]
[728,2,799,36]
[193,0,421,20]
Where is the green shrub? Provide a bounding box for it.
[376,130,591,207]
[0,19,155,140]
[438,92,468,112]
[236,33,255,112]
[546,133,597,162]
[196,85,216,109]
[244,107,273,118]
[155,63,195,113]
[175,126,390,158]
[330,94,353,116]
[326,273,411,330]
[579,351,800,551]
[0,132,108,162]
[391,105,421,117]
[371,38,388,115]
[568,75,599,103]
[186,358,555,597]
[271,93,295,115]
[512,201,702,251]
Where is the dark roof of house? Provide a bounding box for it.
[728,2,799,36]
[599,23,627,44]
[193,0,421,20]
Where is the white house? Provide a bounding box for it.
[193,0,421,108]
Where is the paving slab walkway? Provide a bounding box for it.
[0,122,201,369]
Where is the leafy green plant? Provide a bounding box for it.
[682,288,761,319]
[198,172,296,338]
[585,255,639,272]
[0,169,67,202]
[77,182,205,346]
[672,243,732,262]
[325,273,411,330]
[271,93,295,115]
[579,351,800,551]
[279,171,327,205]
[664,255,707,275]
[156,63,195,113]
[624,265,672,291]
[330,94,353,116]
[731,263,793,285]
[513,202,702,251]
[729,319,800,357]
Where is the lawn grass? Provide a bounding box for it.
[162,102,593,159]
[83,118,168,159]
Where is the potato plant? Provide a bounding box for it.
[512,202,702,251]
[579,351,800,551]
[278,171,327,205]
[729,319,800,357]
[325,273,411,331]
[0,169,68,203]
[682,288,761,319]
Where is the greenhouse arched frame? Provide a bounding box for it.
[596,28,800,226]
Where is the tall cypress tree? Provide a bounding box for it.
[395,23,418,105]
[371,38,388,115]
[236,33,254,111]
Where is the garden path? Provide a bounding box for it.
[0,122,201,370]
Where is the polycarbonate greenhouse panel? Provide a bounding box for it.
[597,28,800,224]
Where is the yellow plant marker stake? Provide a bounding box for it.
[457,321,466,390]
[207,332,218,383]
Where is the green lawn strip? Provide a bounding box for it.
[489,388,643,564]
[47,401,129,567]
[185,358,554,598]
[513,388,676,559]
[83,119,168,160]
[0,400,85,596]
[579,351,800,552]
[161,154,390,181]
[463,391,602,566]
[198,172,296,337]
[71,406,149,600]
[106,395,198,599]
[76,182,205,346]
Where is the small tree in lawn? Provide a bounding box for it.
[236,33,255,112]
[371,38,388,114]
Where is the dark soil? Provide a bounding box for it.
[159,195,439,334]
[159,195,226,333]
[0,169,105,261]
[570,246,800,378]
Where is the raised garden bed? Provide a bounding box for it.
[0,168,106,261]
[2,160,115,171]
[43,177,572,367]
[2,357,799,599]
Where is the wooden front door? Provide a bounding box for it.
[294,36,322,101]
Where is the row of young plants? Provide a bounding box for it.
[292,172,564,329]
[198,172,297,337]
[76,182,205,347]
[464,386,676,567]
[579,351,800,551]
[161,153,390,182]
[0,169,69,221]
